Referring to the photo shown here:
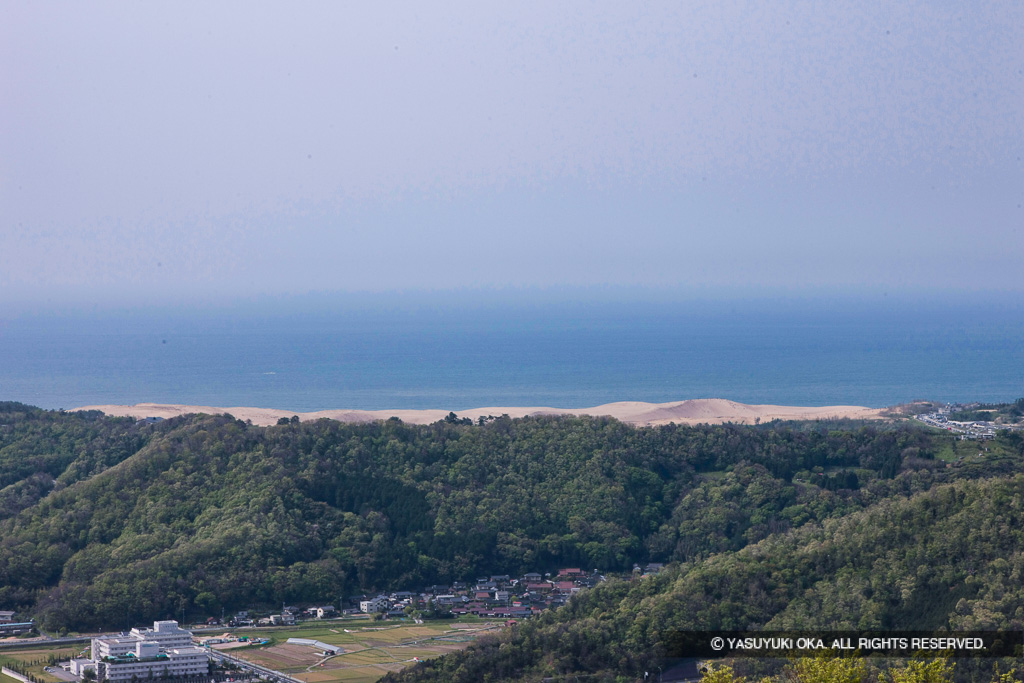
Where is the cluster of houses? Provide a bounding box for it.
[350,566,661,621]
[352,569,599,621]
[207,566,668,628]
[914,402,1024,440]
[223,606,340,628]
[916,411,1000,440]
[255,605,339,626]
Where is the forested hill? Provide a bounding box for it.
[385,472,1024,682]
[1,401,1022,632]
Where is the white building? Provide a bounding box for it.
[69,659,96,677]
[268,613,295,625]
[359,596,388,613]
[130,621,194,650]
[89,621,207,682]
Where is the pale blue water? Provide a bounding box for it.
[1,299,1021,411]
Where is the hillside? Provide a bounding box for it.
[384,473,1024,681]
[1,402,1022,636]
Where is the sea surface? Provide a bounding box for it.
[1,299,1022,411]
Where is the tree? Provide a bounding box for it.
[788,654,866,683]
[887,657,954,683]
[195,591,219,614]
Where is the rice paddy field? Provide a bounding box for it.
[227,619,505,683]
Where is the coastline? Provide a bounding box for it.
[72,399,886,427]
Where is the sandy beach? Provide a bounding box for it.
[74,399,885,427]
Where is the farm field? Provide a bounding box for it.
[228,620,504,683]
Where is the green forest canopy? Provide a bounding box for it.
[1,400,1023,680]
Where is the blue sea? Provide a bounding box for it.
[1,296,1022,411]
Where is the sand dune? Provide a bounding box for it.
[74,399,884,427]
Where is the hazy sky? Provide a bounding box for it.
[3,1,1022,307]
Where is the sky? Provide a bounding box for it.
[2,1,1023,310]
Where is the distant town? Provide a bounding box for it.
[914,400,1024,440]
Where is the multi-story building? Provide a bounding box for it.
[88,621,207,682]
[130,621,195,650]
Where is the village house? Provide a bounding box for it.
[360,596,389,613]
